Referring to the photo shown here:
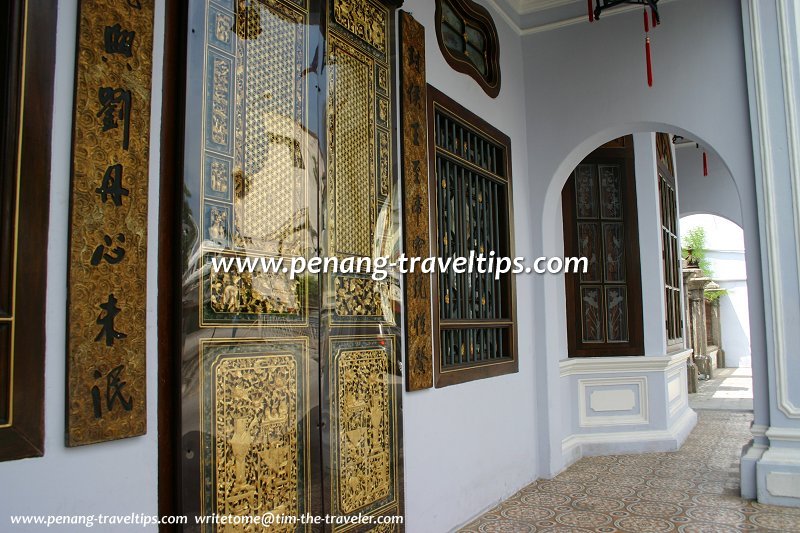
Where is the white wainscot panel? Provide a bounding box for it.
[668,368,687,417]
[578,377,648,428]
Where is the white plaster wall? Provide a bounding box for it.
[521,0,768,475]
[681,214,752,367]
[0,0,164,528]
[399,2,538,531]
[677,143,743,226]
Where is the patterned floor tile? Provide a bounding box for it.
[459,411,800,532]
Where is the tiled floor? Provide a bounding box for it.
[459,411,800,532]
[690,367,754,411]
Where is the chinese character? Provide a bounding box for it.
[411,273,426,299]
[407,46,421,73]
[412,194,423,221]
[91,233,126,266]
[412,235,426,256]
[411,159,421,184]
[96,164,130,206]
[410,121,422,146]
[412,313,426,336]
[104,24,135,58]
[97,87,131,150]
[94,293,127,347]
[91,365,133,418]
[406,84,421,107]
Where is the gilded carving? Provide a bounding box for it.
[335,348,392,514]
[216,12,233,44]
[211,56,231,146]
[200,341,309,531]
[333,0,387,54]
[231,2,307,255]
[204,253,303,323]
[66,0,154,446]
[210,160,229,193]
[400,11,434,391]
[328,34,376,259]
[378,129,390,197]
[208,206,229,242]
[334,276,386,317]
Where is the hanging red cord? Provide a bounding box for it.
[703,151,708,176]
[588,0,594,22]
[646,37,653,86]
[644,9,649,32]
[651,6,658,27]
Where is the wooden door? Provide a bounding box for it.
[178,0,404,530]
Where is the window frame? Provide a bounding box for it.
[434,0,501,98]
[656,133,684,351]
[562,136,644,357]
[426,83,518,387]
[0,0,56,461]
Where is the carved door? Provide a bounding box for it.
[179,0,403,530]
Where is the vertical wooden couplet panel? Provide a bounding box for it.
[399,11,433,392]
[66,0,154,446]
[179,0,404,529]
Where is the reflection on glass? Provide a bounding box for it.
[181,0,404,525]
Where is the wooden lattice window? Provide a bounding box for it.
[427,85,517,386]
[562,136,644,357]
[657,133,684,349]
[435,0,501,98]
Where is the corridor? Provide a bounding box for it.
[460,411,800,532]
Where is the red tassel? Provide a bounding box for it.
[588,0,594,22]
[651,7,658,27]
[646,37,653,87]
[703,151,708,176]
[644,9,649,32]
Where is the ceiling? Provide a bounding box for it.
[488,0,665,34]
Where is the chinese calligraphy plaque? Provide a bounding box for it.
[400,12,434,391]
[66,0,154,446]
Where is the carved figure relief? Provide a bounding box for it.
[333,0,387,53]
[335,349,391,513]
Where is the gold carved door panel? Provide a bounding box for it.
[179,0,403,530]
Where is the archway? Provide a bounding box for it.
[533,124,768,501]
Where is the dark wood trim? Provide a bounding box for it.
[562,137,645,357]
[157,0,186,528]
[0,0,56,461]
[434,0,501,98]
[426,84,518,387]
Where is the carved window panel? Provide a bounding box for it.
[657,132,684,349]
[435,0,501,98]
[428,85,518,387]
[178,0,404,526]
[562,136,643,356]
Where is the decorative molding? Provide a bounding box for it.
[514,0,574,15]
[563,408,696,458]
[776,0,800,419]
[766,472,800,499]
[483,0,679,36]
[765,426,800,443]
[751,423,768,439]
[578,377,648,428]
[745,0,800,418]
[667,368,687,417]
[559,349,691,377]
